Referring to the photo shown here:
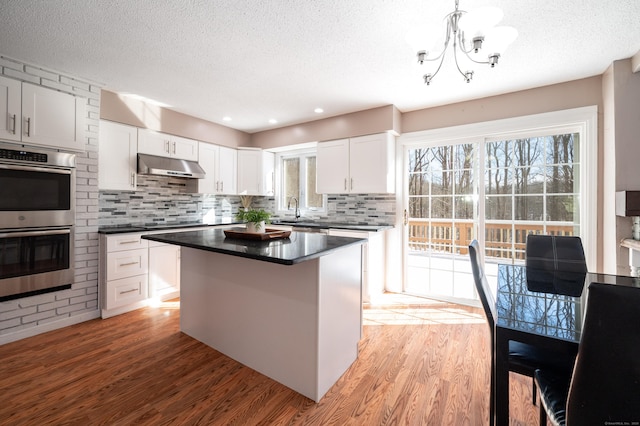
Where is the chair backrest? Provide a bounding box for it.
[469,240,496,329]
[525,234,587,273]
[566,282,640,424]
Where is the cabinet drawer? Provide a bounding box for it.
[105,274,148,309]
[106,248,148,281]
[107,233,148,252]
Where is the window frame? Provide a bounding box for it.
[275,148,327,214]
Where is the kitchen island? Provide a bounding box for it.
[142,228,365,402]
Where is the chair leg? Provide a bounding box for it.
[532,378,537,405]
[539,399,547,426]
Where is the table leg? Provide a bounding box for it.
[495,332,510,426]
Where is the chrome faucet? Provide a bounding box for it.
[287,196,300,221]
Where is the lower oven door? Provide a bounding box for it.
[0,227,74,299]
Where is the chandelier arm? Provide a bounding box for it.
[461,49,490,65]
[428,49,447,82]
[452,36,469,80]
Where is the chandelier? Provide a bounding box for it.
[409,0,518,85]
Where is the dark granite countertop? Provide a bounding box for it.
[141,227,366,265]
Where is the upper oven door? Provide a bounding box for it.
[0,163,75,228]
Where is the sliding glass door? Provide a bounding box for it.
[403,127,585,306]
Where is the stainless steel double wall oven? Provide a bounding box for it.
[0,142,76,300]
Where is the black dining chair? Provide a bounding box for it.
[535,282,640,425]
[468,240,576,426]
[525,234,587,273]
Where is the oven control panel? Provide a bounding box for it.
[0,147,48,163]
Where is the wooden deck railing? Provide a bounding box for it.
[408,219,575,260]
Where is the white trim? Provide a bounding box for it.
[398,106,598,290]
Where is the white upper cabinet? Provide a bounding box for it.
[99,120,138,191]
[316,138,350,193]
[316,132,395,194]
[0,76,85,151]
[237,148,275,196]
[137,128,198,161]
[198,142,237,195]
[0,76,21,141]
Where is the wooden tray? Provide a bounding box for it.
[224,228,292,241]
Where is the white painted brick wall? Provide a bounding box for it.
[0,55,102,343]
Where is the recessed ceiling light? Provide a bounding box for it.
[314,108,324,113]
[223,116,232,121]
[268,119,278,124]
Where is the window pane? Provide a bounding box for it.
[485,195,512,220]
[409,172,429,196]
[514,195,543,220]
[283,158,300,203]
[410,197,430,219]
[306,157,323,208]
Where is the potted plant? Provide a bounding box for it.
[235,208,271,233]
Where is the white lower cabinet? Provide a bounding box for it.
[100,233,149,318]
[148,241,181,301]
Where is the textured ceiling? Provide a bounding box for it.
[0,0,639,133]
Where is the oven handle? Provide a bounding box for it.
[0,163,72,175]
[0,228,71,239]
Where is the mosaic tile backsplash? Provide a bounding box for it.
[99,175,396,227]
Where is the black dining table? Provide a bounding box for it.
[493,263,640,426]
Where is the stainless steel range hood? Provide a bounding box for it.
[137,154,206,179]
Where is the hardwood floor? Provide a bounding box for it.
[0,295,539,425]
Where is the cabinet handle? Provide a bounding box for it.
[344,178,347,191]
[119,240,139,245]
[165,140,170,153]
[221,181,224,192]
[172,141,176,154]
[9,114,16,134]
[215,181,219,192]
[131,172,135,187]
[119,288,139,295]
[25,117,31,137]
[119,261,140,267]
[350,178,353,190]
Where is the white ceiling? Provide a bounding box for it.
[1,0,639,133]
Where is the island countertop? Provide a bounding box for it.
[141,227,366,265]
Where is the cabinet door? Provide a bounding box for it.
[316,138,349,193]
[138,128,171,157]
[0,76,21,141]
[237,149,262,195]
[218,146,237,194]
[170,135,198,161]
[349,133,395,194]
[262,151,275,196]
[99,121,138,190]
[149,243,180,300]
[21,83,85,151]
[197,142,218,194]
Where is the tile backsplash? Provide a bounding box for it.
[99,175,396,227]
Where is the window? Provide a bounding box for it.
[278,150,325,213]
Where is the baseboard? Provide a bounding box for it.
[0,310,101,345]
